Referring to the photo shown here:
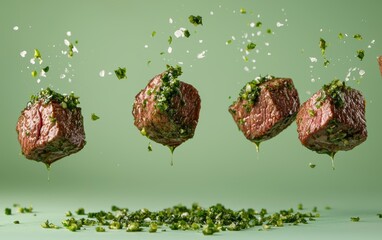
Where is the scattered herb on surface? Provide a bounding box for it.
[29,88,80,110]
[75,208,86,215]
[66,211,73,217]
[5,208,12,215]
[18,206,33,213]
[14,220,20,224]
[114,67,127,80]
[353,34,363,40]
[256,22,262,27]
[96,226,106,232]
[155,65,182,113]
[91,113,100,121]
[168,35,173,45]
[189,15,203,26]
[350,217,360,222]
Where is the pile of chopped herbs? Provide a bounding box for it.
[40,203,319,235]
[154,65,182,113]
[237,75,275,106]
[28,88,80,110]
[316,79,349,108]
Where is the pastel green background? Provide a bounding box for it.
[1,0,381,239]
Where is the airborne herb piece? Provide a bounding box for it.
[324,59,330,67]
[353,34,363,40]
[168,35,173,45]
[226,39,232,45]
[267,29,272,34]
[325,206,332,210]
[309,163,316,168]
[338,33,344,39]
[155,65,182,112]
[350,217,360,222]
[189,15,203,26]
[91,113,100,121]
[151,31,156,37]
[34,49,42,59]
[29,88,80,110]
[115,67,127,80]
[31,70,38,77]
[321,79,348,108]
[240,8,247,14]
[298,203,303,210]
[246,42,256,51]
[256,21,262,27]
[5,208,12,215]
[377,213,382,218]
[75,208,86,215]
[356,49,365,61]
[184,30,191,38]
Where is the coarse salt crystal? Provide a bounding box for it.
[257,14,260,18]
[40,70,47,77]
[168,46,173,53]
[267,52,271,56]
[231,36,236,40]
[108,72,112,75]
[60,74,66,79]
[20,51,27,58]
[210,11,214,15]
[66,31,72,36]
[64,39,70,46]
[244,66,249,72]
[68,78,72,83]
[144,45,149,48]
[13,26,19,31]
[37,79,41,84]
[197,50,206,59]
[169,18,173,24]
[309,57,318,63]
[359,69,365,76]
[250,22,255,28]
[276,22,284,27]
[178,62,184,65]
[99,70,105,77]
[30,58,35,64]
[265,42,270,46]
[199,40,203,43]
[311,78,315,82]
[371,39,375,44]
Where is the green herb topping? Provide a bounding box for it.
[356,49,365,61]
[115,67,127,80]
[5,208,12,215]
[29,88,80,110]
[91,113,100,121]
[31,70,38,77]
[155,65,182,112]
[189,15,203,26]
[184,29,191,38]
[238,75,274,105]
[319,38,328,55]
[42,66,49,72]
[168,35,173,45]
[320,79,348,108]
[41,220,60,229]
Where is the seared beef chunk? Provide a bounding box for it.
[132,65,201,150]
[378,56,382,76]
[229,76,300,146]
[16,88,86,166]
[296,80,367,156]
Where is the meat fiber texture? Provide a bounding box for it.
[229,78,300,144]
[16,101,86,165]
[132,73,201,149]
[296,88,367,155]
[378,56,382,76]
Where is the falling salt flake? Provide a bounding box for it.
[30,58,36,64]
[37,79,41,84]
[210,11,214,15]
[252,59,256,63]
[68,63,72,67]
[250,22,255,28]
[368,45,371,49]
[64,39,70,46]
[257,31,261,36]
[178,62,184,65]
[231,36,236,40]
[371,40,375,44]
[144,44,149,48]
[309,65,314,69]
[199,40,203,43]
[72,46,78,53]
[320,28,323,32]
[257,14,261,18]
[186,50,190,54]
[60,74,66,79]
[311,78,315,83]
[40,70,47,78]
[169,18,173,24]
[276,22,284,27]
[265,42,270,46]
[252,66,257,70]
[244,66,249,72]
[267,52,272,56]
[68,78,72,83]
[309,57,318,63]
[20,51,27,58]
[67,31,72,37]
[255,49,260,54]
[167,46,173,54]
[62,50,67,55]
[174,27,187,38]
[13,26,19,31]
[359,69,365,76]
[197,50,207,59]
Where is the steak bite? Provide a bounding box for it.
[132,65,201,151]
[16,88,86,166]
[228,76,300,148]
[296,80,367,157]
[378,56,382,76]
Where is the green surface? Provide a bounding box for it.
[1,0,381,239]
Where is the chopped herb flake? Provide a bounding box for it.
[5,208,12,215]
[91,113,100,121]
[356,49,365,61]
[43,66,49,72]
[267,29,272,34]
[246,42,256,51]
[34,49,42,59]
[151,31,156,37]
[240,8,247,14]
[308,109,316,117]
[114,67,127,80]
[377,213,382,218]
[29,88,80,110]
[189,15,203,26]
[148,142,152,152]
[353,34,363,40]
[309,163,316,168]
[256,22,262,27]
[168,35,173,45]
[350,217,360,222]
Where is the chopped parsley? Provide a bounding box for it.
[256,21,262,27]
[238,75,274,105]
[338,33,344,39]
[91,113,100,121]
[319,38,328,55]
[189,15,203,26]
[96,226,106,232]
[14,220,20,224]
[226,39,233,45]
[308,109,316,117]
[350,217,360,222]
[31,70,38,77]
[168,35,173,45]
[151,31,156,37]
[309,163,316,168]
[246,42,256,51]
[29,88,80,110]
[34,49,42,59]
[377,213,382,218]
[267,29,272,34]
[155,65,182,113]
[353,34,363,40]
[319,79,348,108]
[356,49,365,61]
[240,8,247,14]
[114,67,127,80]
[148,142,152,152]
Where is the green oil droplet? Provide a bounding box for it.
[254,141,260,153]
[329,152,336,170]
[169,146,175,166]
[45,163,51,181]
